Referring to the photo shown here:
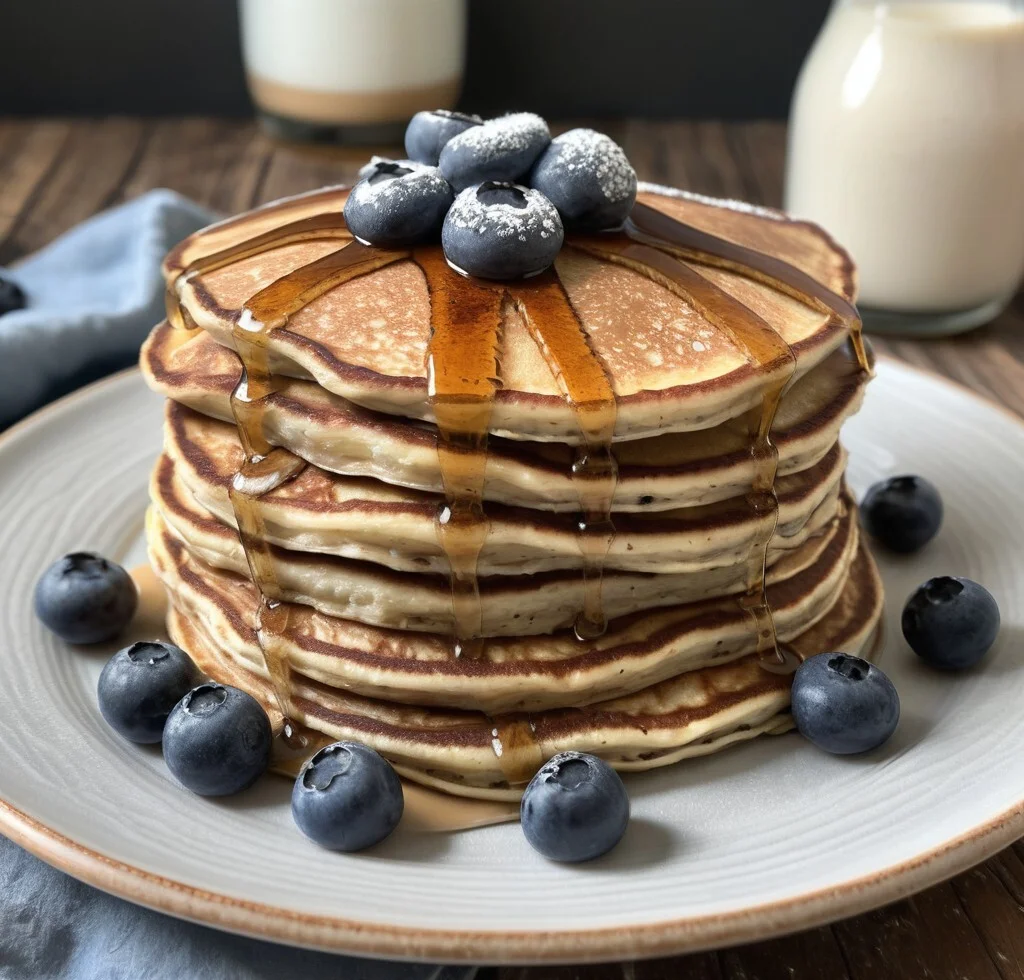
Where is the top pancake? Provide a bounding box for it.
[164,183,857,443]
[141,321,868,512]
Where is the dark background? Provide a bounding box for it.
[2,0,830,118]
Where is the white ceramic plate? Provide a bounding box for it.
[1,360,1022,965]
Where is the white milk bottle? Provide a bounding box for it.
[239,0,467,144]
[785,1,1024,335]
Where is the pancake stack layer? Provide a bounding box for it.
[141,183,882,800]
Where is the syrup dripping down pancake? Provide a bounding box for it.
[160,400,848,577]
[148,502,864,713]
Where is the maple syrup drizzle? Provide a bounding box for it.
[626,201,871,375]
[164,212,353,332]
[415,247,505,659]
[228,241,410,740]
[618,204,868,670]
[168,227,410,744]
[510,271,618,640]
[570,236,799,669]
[489,714,547,786]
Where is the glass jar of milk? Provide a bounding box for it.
[239,0,467,145]
[785,1,1024,335]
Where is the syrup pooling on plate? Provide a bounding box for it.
[416,247,505,658]
[511,271,618,640]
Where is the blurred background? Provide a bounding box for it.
[1,0,829,118]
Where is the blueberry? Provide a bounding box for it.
[530,128,637,231]
[34,552,138,645]
[343,161,454,248]
[861,475,943,554]
[97,641,200,744]
[404,109,482,166]
[0,275,26,315]
[439,112,551,191]
[291,741,404,851]
[163,683,271,796]
[902,576,1000,670]
[791,653,900,754]
[521,751,629,862]
[442,181,564,280]
[357,155,423,179]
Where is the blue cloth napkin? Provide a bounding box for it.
[0,189,217,429]
[0,191,475,980]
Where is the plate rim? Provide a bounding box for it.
[1,360,1022,964]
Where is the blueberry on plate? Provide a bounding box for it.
[442,181,564,280]
[404,109,483,166]
[530,128,637,231]
[861,475,943,554]
[791,653,900,755]
[902,576,999,670]
[292,741,404,851]
[439,112,551,191]
[163,683,271,796]
[0,275,26,315]
[34,552,138,644]
[521,751,629,862]
[98,641,200,744]
[343,161,454,248]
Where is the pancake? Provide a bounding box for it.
[149,507,867,713]
[158,540,883,800]
[141,321,868,512]
[143,172,880,804]
[149,469,859,635]
[162,185,857,443]
[163,400,847,576]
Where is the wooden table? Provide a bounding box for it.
[2,118,1023,979]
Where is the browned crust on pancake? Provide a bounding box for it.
[152,496,857,681]
[165,399,845,537]
[153,448,854,603]
[163,186,350,276]
[167,540,880,754]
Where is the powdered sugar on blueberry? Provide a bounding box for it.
[555,129,634,202]
[357,155,425,179]
[344,162,454,247]
[446,183,561,242]
[349,109,643,275]
[350,163,449,213]
[531,128,637,230]
[439,113,551,191]
[405,109,483,166]
[442,181,564,279]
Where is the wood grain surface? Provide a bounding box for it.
[1,117,1022,979]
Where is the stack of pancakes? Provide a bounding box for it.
[141,184,882,801]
